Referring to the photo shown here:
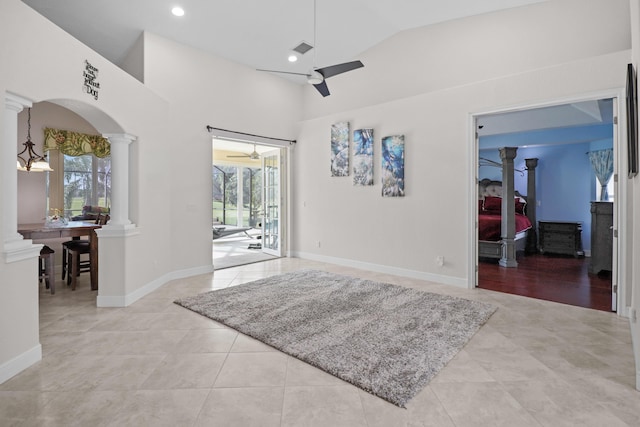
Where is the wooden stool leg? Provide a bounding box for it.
[67,252,73,287]
[61,246,67,280]
[71,251,79,291]
[39,256,47,287]
[45,254,55,295]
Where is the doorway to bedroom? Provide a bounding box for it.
[474,96,620,312]
[211,136,287,270]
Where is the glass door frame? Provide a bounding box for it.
[261,148,281,257]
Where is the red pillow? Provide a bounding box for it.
[483,196,502,212]
[484,196,527,214]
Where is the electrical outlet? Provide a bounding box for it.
[436,256,444,267]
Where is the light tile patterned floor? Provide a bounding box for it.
[2,257,639,426]
[213,230,276,270]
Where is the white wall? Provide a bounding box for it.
[0,0,172,382]
[141,32,303,272]
[292,0,631,286]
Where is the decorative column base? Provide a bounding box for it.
[499,239,518,268]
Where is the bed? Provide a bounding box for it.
[478,147,538,267]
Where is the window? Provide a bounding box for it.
[243,167,262,227]
[213,165,262,226]
[213,165,238,225]
[62,154,111,218]
[595,178,615,202]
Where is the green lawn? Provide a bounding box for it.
[64,198,109,217]
[213,200,257,226]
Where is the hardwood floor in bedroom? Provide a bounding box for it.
[478,253,613,312]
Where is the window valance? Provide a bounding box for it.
[43,128,110,158]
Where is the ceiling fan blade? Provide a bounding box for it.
[256,69,311,77]
[313,80,330,97]
[227,154,251,158]
[316,60,364,79]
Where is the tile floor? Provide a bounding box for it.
[212,231,277,270]
[1,257,639,426]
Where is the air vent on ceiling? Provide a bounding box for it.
[292,41,313,55]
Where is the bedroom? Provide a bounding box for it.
[476,98,616,311]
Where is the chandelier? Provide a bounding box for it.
[17,108,53,172]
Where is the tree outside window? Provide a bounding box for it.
[213,164,261,227]
[63,154,111,218]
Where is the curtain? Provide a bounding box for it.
[588,148,613,201]
[43,128,110,158]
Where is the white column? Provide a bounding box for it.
[3,93,38,262]
[103,133,136,228]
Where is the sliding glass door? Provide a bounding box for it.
[261,149,281,256]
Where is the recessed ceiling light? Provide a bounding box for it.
[171,7,185,17]
[288,52,298,62]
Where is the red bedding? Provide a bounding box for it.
[479,213,532,241]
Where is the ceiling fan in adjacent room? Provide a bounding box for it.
[226,144,261,160]
[256,0,364,97]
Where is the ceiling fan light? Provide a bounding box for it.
[307,71,323,85]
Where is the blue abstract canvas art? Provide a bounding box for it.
[381,135,405,197]
[331,122,350,177]
[353,128,374,186]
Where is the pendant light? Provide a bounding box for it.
[17,108,53,172]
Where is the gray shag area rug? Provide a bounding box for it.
[174,269,496,407]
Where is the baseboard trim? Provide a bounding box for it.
[292,251,468,288]
[0,344,42,384]
[97,265,214,307]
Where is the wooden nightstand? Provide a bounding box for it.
[538,221,584,257]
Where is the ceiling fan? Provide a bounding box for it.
[256,0,364,97]
[227,144,260,160]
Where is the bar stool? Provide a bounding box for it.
[66,213,108,290]
[39,245,55,294]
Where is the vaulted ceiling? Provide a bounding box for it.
[21,0,548,83]
[21,0,612,148]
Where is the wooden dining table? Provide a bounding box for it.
[18,221,102,291]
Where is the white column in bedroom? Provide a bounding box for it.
[2,93,39,262]
[103,133,136,228]
[499,147,518,268]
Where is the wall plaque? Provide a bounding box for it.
[83,60,100,100]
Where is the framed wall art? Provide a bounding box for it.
[353,128,374,186]
[381,135,405,197]
[331,121,350,177]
